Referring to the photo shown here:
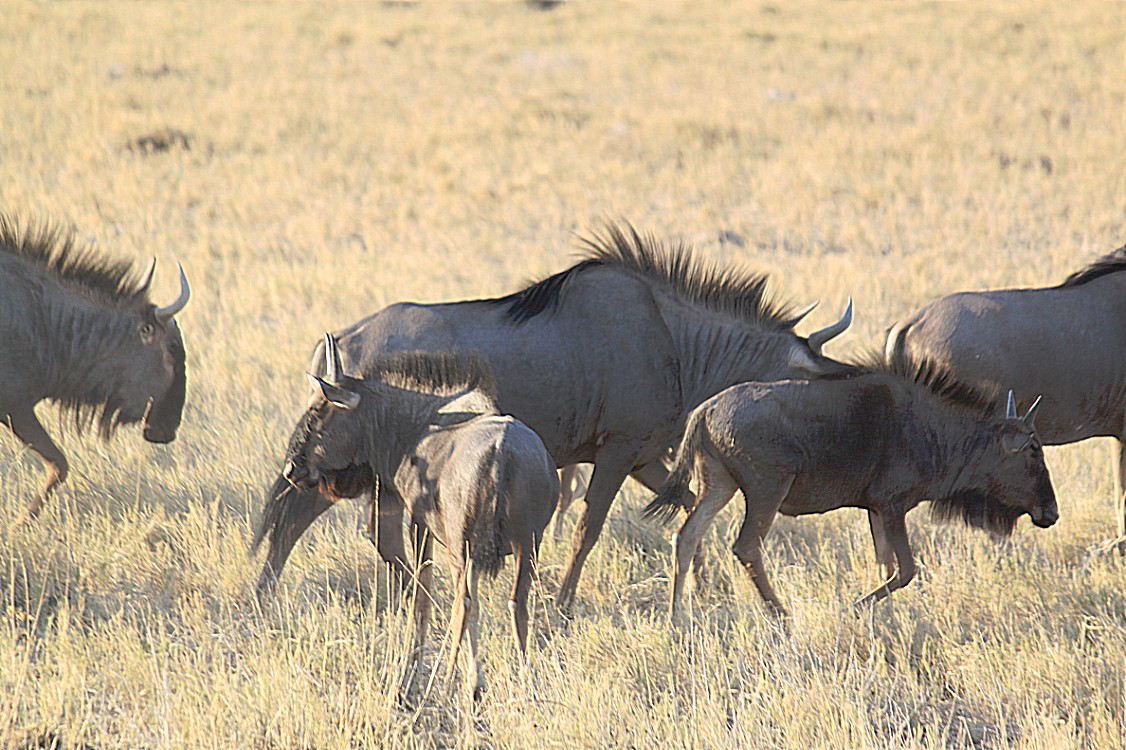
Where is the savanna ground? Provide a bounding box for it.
[1,1,1123,747]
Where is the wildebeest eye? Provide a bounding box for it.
[140,322,156,341]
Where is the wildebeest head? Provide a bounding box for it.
[116,261,190,443]
[282,334,372,500]
[935,391,1058,535]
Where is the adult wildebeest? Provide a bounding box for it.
[886,243,1126,548]
[254,223,854,608]
[0,215,190,518]
[646,356,1058,619]
[279,336,558,699]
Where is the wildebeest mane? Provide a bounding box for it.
[367,350,498,401]
[492,222,799,329]
[0,213,150,305]
[1057,243,1126,288]
[850,348,997,414]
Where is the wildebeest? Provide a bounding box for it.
[646,355,1058,618]
[254,223,854,607]
[0,215,190,517]
[277,336,557,699]
[886,243,1126,548]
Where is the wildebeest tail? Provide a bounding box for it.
[469,444,508,580]
[644,409,705,525]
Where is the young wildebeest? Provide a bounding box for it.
[279,336,557,698]
[0,215,190,518]
[255,222,854,608]
[646,357,1058,618]
[887,242,1126,550]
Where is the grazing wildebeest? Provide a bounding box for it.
[254,223,854,607]
[646,355,1058,619]
[0,215,190,517]
[886,243,1126,548]
[278,336,557,699]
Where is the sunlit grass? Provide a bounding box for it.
[1,1,1123,747]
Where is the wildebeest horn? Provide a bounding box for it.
[154,263,190,321]
[807,297,853,354]
[138,257,157,294]
[324,333,344,385]
[1006,390,1018,420]
[1023,395,1043,429]
[790,300,819,327]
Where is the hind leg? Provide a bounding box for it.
[509,541,537,660]
[670,456,738,619]
[446,557,485,700]
[731,473,797,618]
[632,458,710,589]
[410,522,434,652]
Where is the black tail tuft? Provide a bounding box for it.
[643,409,706,525]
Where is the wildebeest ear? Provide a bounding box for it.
[307,373,361,410]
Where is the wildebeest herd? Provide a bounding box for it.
[2,213,1123,697]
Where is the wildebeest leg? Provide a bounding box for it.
[855,511,916,607]
[731,473,797,618]
[374,492,412,602]
[867,510,896,582]
[509,541,535,660]
[6,408,69,520]
[446,557,486,700]
[631,459,709,587]
[556,446,638,611]
[551,465,579,543]
[410,522,434,653]
[670,457,737,619]
[1117,439,1126,555]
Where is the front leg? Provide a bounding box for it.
[5,407,69,520]
[557,442,640,611]
[373,485,412,602]
[867,509,896,582]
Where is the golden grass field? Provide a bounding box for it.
[1,1,1123,747]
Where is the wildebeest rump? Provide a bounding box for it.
[254,223,854,607]
[646,355,1058,618]
[0,215,190,517]
[886,243,1126,545]
[279,337,557,698]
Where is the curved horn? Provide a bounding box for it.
[138,257,157,294]
[154,263,190,320]
[1006,389,1018,420]
[789,300,819,328]
[1022,395,1043,429]
[324,333,344,385]
[807,297,853,354]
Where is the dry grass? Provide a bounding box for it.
[1,1,1123,747]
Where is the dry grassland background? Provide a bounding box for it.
[1,1,1124,748]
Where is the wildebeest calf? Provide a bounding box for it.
[646,357,1058,618]
[274,336,557,698]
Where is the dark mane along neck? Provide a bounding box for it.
[362,350,498,402]
[490,221,800,329]
[0,214,149,306]
[849,348,997,413]
[1057,243,1126,288]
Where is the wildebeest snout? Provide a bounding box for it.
[143,425,177,444]
[1031,503,1059,528]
